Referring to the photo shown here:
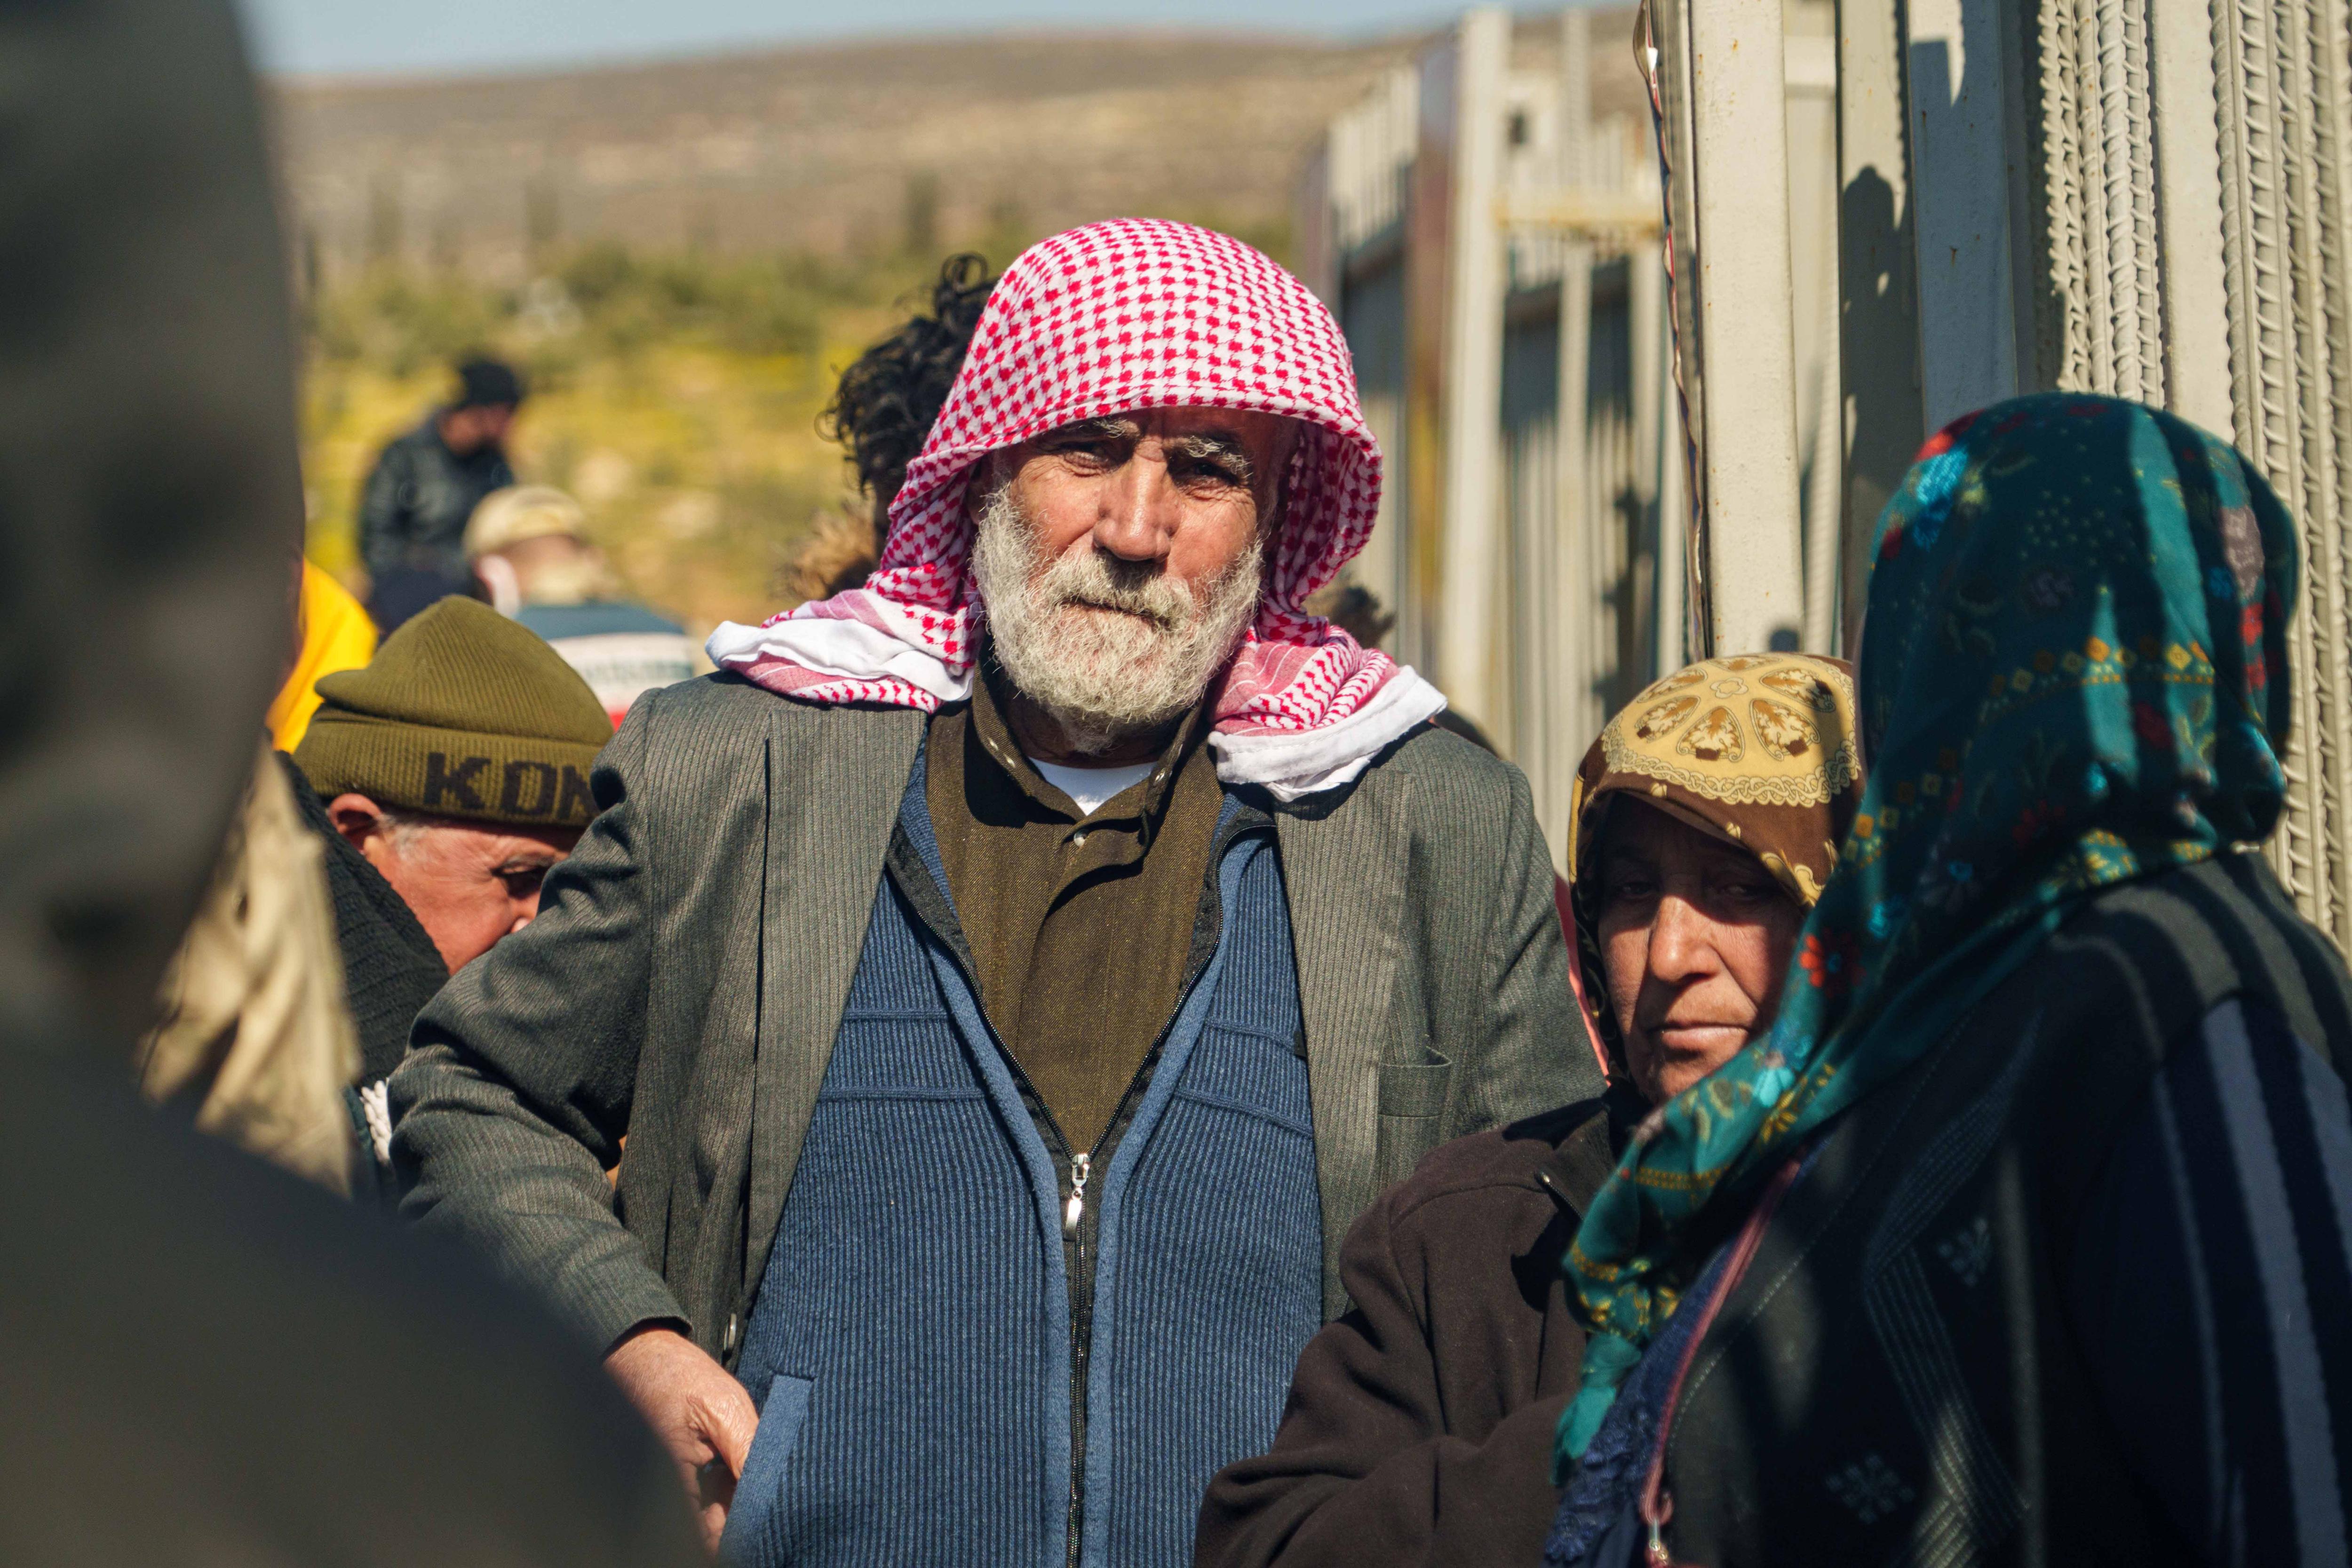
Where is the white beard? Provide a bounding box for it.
[969,483,1263,754]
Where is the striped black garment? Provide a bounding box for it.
[2072,996,2352,1567]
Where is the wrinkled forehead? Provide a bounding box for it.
[1020,405,1306,455]
[1594,794,1761,872]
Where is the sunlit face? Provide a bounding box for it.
[327,794,579,973]
[969,406,1298,749]
[1594,800,1807,1105]
[987,406,1292,591]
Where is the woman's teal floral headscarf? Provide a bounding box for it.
[1556,394,2299,1466]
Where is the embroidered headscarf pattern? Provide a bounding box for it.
[705,218,1442,797]
[1554,394,2299,1468]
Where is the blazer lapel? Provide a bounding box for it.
[1277,765,1413,1319]
[742,703,926,1301]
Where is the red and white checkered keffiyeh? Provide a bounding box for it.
[706,218,1442,798]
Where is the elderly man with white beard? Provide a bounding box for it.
[389,221,1597,1568]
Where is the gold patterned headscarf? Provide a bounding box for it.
[1568,653,1862,905]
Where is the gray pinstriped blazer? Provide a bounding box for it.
[389,675,1596,1365]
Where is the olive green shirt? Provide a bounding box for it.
[927,669,1224,1152]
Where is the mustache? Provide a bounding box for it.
[1033,546,1196,629]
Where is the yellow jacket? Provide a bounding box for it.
[266,561,376,751]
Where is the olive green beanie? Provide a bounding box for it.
[294,596,613,829]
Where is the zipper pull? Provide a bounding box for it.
[1063,1152,1091,1237]
[1644,1489,1681,1567]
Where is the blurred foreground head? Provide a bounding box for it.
[0,7,701,1565]
[0,0,298,1041]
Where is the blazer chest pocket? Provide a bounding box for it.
[1375,1053,1453,1186]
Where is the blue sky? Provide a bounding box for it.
[236,0,1504,77]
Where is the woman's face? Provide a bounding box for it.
[1594,800,1807,1105]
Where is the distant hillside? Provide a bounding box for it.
[278,17,1650,637]
[271,30,1422,281]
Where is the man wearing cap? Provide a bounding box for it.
[358,355,527,630]
[289,595,612,1182]
[392,222,1596,1566]
[466,485,699,727]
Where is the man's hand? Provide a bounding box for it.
[605,1324,759,1553]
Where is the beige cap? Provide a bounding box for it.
[464,485,588,557]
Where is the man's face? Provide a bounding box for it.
[994,406,1293,592]
[969,406,1298,748]
[327,794,578,973]
[1593,800,1806,1106]
[439,403,516,456]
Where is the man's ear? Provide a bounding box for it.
[325,793,389,852]
[962,451,1009,522]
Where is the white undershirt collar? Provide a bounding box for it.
[1025,756,1155,817]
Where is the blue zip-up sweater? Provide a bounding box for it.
[725,744,1323,1568]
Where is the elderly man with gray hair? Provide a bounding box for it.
[287,595,613,1191]
[392,220,1595,1567]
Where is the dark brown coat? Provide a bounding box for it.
[1196,1097,1625,1568]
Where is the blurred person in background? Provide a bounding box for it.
[0,1,699,1562]
[267,556,377,751]
[1302,578,1393,652]
[360,355,525,632]
[391,220,1594,1564]
[1198,653,1860,1568]
[467,484,697,727]
[826,251,996,560]
[780,252,997,602]
[1307,575,1498,753]
[288,595,613,1194]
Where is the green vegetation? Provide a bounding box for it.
[303,244,959,637]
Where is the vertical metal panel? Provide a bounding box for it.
[2207,0,2352,945]
[1648,0,1714,648]
[1502,291,1563,776]
[1632,243,1687,675]
[1688,0,1809,654]
[1538,7,1600,851]
[2149,0,2236,435]
[1436,8,1513,728]
[1907,0,2025,427]
[1342,258,1409,633]
[1295,142,1336,305]
[1404,35,1462,679]
[1836,0,1928,652]
[1788,25,1846,654]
